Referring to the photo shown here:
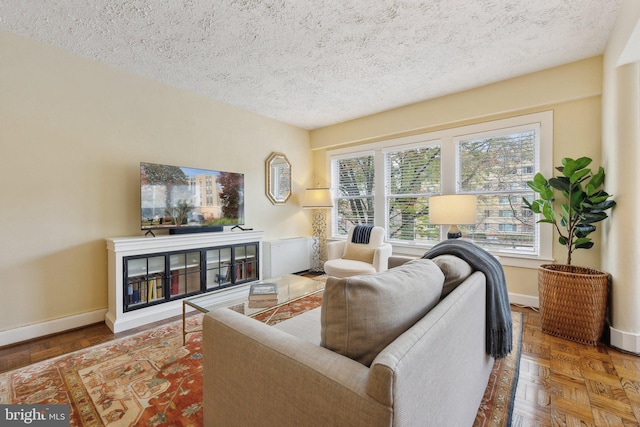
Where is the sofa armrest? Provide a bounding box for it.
[388,255,417,269]
[367,271,494,426]
[327,239,346,260]
[203,308,391,427]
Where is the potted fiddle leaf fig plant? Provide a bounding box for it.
[523,157,616,345]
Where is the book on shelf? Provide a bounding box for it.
[171,274,180,296]
[248,283,279,301]
[155,276,164,299]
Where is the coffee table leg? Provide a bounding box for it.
[182,301,186,346]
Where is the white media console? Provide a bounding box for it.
[105,230,264,333]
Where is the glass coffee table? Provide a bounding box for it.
[182,274,324,344]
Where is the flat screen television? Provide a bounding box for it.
[140,162,244,233]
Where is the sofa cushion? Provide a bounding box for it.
[432,255,473,298]
[320,259,444,366]
[323,259,377,278]
[342,243,375,263]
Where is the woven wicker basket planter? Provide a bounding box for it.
[538,264,609,346]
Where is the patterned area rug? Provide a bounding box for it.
[474,311,523,427]
[0,294,522,426]
[0,316,204,427]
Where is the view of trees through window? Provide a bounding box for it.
[330,125,539,254]
[457,130,536,252]
[332,155,375,234]
[385,146,440,242]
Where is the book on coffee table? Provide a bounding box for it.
[249,283,279,301]
[248,298,278,308]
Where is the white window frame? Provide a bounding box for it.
[325,111,554,268]
[329,150,377,236]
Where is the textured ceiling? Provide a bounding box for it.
[0,1,621,129]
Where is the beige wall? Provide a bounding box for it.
[0,31,312,336]
[602,0,640,351]
[310,57,604,300]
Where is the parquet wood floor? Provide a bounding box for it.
[1,306,639,426]
[511,305,640,426]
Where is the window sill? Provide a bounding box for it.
[389,241,553,269]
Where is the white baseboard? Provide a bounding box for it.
[610,326,640,355]
[0,309,107,347]
[509,292,539,309]
[0,291,538,348]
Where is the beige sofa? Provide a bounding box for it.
[202,257,494,426]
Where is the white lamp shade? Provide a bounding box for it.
[429,194,477,225]
[302,187,333,208]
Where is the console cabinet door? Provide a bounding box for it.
[205,247,232,290]
[122,242,259,312]
[234,243,258,283]
[169,251,202,298]
[124,255,165,311]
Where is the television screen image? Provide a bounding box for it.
[140,162,244,231]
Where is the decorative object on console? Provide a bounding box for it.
[302,186,333,273]
[265,152,291,205]
[428,194,477,239]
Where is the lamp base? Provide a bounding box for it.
[309,210,328,273]
[446,224,462,239]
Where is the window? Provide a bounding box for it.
[326,111,553,262]
[331,154,375,236]
[499,224,518,232]
[384,144,441,243]
[456,128,537,253]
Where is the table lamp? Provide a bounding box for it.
[428,194,477,239]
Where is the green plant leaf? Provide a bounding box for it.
[588,194,613,205]
[588,166,605,189]
[533,172,547,185]
[575,241,594,250]
[583,212,608,223]
[570,168,591,184]
[575,225,596,237]
[540,186,554,201]
[592,200,616,211]
[560,158,575,176]
[570,189,584,210]
[575,157,593,168]
[529,200,544,214]
[562,157,591,177]
[549,176,570,192]
[542,202,555,222]
[574,237,592,246]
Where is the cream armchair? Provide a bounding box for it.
[323,226,393,277]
